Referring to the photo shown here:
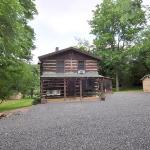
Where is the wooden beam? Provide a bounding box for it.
[40,79,43,98]
[97,78,100,95]
[80,78,82,101]
[64,78,66,101]
[101,77,104,92]
[74,78,77,97]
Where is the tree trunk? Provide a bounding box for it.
[116,71,119,91]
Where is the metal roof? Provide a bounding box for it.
[41,72,104,78]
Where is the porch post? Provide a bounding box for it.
[97,78,100,96]
[80,78,82,101]
[101,77,104,92]
[40,78,43,99]
[64,78,66,101]
[40,79,47,104]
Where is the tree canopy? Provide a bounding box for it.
[90,0,150,90]
[0,0,38,101]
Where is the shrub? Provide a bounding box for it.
[32,96,41,105]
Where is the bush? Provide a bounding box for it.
[32,96,41,105]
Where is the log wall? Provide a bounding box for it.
[40,50,99,73]
[41,79,65,98]
[41,59,98,73]
[41,78,99,98]
[40,50,101,99]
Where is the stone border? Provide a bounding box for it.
[0,107,31,119]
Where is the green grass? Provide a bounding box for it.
[112,87,143,92]
[0,99,34,112]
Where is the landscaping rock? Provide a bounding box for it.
[0,113,7,119]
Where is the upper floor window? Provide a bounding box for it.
[56,60,64,73]
[78,60,85,70]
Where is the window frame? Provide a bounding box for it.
[78,60,85,70]
[56,60,65,73]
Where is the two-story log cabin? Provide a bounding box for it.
[38,47,112,103]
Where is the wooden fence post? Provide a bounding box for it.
[80,78,82,101]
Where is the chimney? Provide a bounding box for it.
[55,47,59,52]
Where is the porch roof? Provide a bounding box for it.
[41,72,104,78]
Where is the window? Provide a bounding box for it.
[56,61,64,73]
[78,61,85,70]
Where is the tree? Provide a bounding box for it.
[90,0,147,91]
[0,0,37,65]
[131,30,150,71]
[74,37,95,52]
[0,0,37,101]
[11,63,40,98]
[0,63,40,103]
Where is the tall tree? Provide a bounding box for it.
[0,0,37,100]
[131,30,150,71]
[11,63,40,98]
[90,0,147,91]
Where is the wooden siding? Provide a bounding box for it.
[42,60,56,72]
[40,50,99,74]
[85,60,98,72]
[42,59,98,73]
[40,50,101,99]
[143,78,150,92]
[41,78,99,98]
[41,79,65,97]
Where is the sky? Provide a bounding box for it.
[30,0,149,63]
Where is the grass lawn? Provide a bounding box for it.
[0,99,34,112]
[112,87,143,92]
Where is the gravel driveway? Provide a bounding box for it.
[0,92,150,150]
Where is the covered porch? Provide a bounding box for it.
[40,72,112,103]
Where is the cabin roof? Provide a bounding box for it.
[141,74,150,80]
[41,71,103,78]
[38,47,101,61]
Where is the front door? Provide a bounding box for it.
[68,79,75,96]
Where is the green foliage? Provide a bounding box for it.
[130,30,150,71]
[11,63,40,97]
[90,0,146,49]
[0,0,38,100]
[32,96,41,105]
[0,99,33,112]
[90,0,150,90]
[0,0,37,64]
[0,62,40,100]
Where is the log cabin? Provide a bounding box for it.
[38,47,112,103]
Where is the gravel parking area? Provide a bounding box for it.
[0,92,150,150]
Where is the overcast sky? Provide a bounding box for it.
[30,0,149,63]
